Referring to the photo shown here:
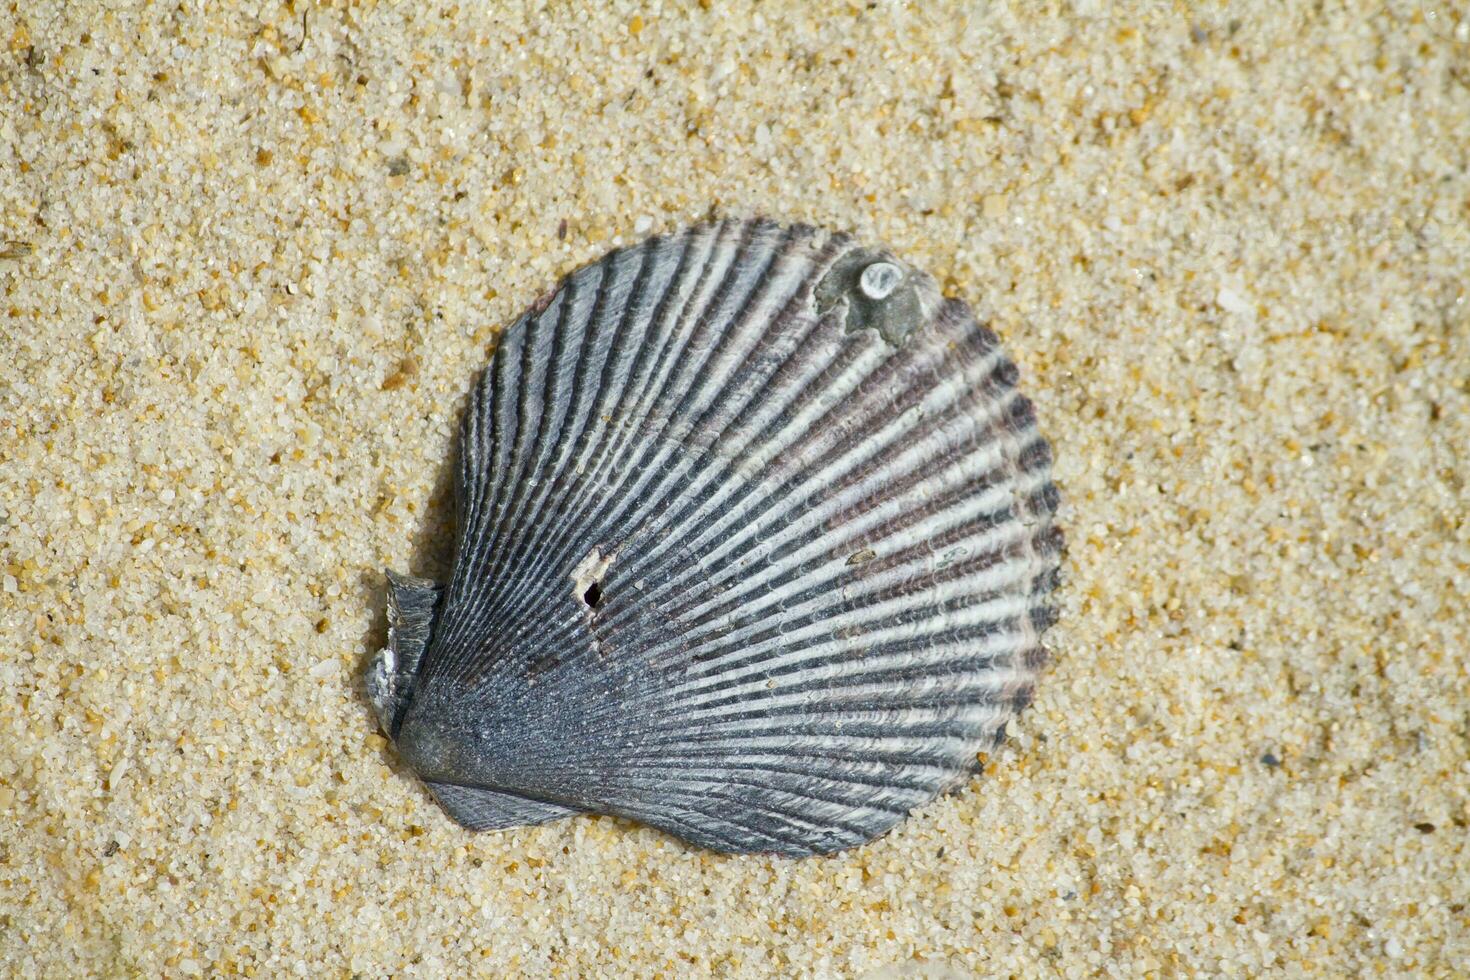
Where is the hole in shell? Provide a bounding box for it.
[572,548,615,612]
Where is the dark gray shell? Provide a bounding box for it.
[368,219,1062,857]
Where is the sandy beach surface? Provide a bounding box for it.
[3,2,1467,976]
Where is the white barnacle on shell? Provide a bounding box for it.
[859,260,903,300]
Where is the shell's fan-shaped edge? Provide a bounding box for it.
[368,218,1063,857]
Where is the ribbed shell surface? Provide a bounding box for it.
[374,219,1063,856]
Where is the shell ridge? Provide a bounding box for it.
[623,383,1020,646]
[579,625,1028,744]
[495,283,886,673]
[466,221,810,705]
[663,229,840,456]
[455,307,545,552]
[435,332,514,658]
[571,314,976,617]
[612,566,1021,709]
[452,313,526,588]
[546,481,1040,752]
[481,236,680,620]
[453,325,503,543]
[435,290,561,658]
[661,778,890,842]
[488,279,840,717]
[446,221,750,681]
[581,619,1024,743]
[673,775,915,834]
[596,774,912,839]
[540,222,803,555]
[615,626,1029,740]
[642,672,1026,733]
[665,587,1027,696]
[452,352,488,554]
[449,247,647,667]
[607,755,945,799]
[580,566,1035,744]
[587,749,917,818]
[561,221,802,500]
[555,727,983,851]
[447,236,680,648]
[616,716,1016,769]
[611,783,840,855]
[639,799,805,855]
[579,231,854,558]
[446,226,717,652]
[477,253,629,586]
[464,268,596,603]
[654,591,1033,704]
[653,457,1018,647]
[426,781,581,831]
[699,321,877,473]
[575,322,1017,660]
[605,749,959,794]
[543,330,1003,666]
[625,784,880,856]
[438,270,597,682]
[426,229,740,705]
[505,236,847,671]
[572,336,889,636]
[508,364,1011,725]
[935,302,1063,706]
[613,739,968,773]
[616,728,985,766]
[545,223,722,502]
[643,446,1028,659]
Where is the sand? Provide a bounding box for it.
[2,1,1467,976]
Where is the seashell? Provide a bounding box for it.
[368,218,1062,856]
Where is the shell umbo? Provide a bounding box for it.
[368,219,1062,857]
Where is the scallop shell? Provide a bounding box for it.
[368,218,1062,856]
